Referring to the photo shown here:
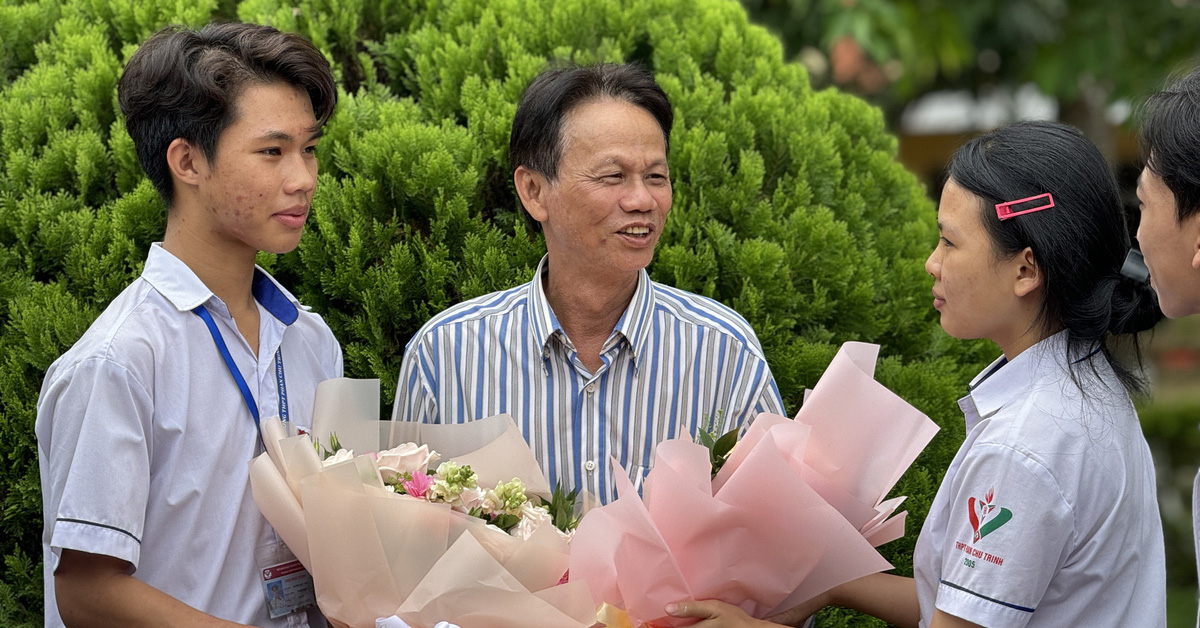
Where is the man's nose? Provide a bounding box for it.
[621,178,659,212]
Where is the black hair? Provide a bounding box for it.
[948,120,1162,393]
[1138,66,1200,222]
[509,62,673,231]
[118,22,337,206]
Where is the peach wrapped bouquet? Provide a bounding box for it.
[249,379,594,628]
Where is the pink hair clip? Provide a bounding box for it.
[996,192,1054,221]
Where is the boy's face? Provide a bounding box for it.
[1136,168,1200,317]
[192,81,321,257]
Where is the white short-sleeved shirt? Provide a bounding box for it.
[37,243,343,627]
[913,331,1165,627]
[1193,470,1200,628]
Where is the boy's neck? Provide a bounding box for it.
[161,213,259,322]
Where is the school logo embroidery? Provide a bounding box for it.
[967,487,1012,543]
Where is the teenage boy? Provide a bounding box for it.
[1135,67,1200,619]
[36,23,341,627]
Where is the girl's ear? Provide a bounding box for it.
[1013,247,1042,298]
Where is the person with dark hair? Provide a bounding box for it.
[392,63,784,505]
[667,121,1166,627]
[1135,66,1200,622]
[36,22,341,627]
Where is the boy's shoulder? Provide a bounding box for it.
[44,275,177,385]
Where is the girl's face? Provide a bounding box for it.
[926,180,1042,356]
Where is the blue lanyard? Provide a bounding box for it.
[192,304,289,431]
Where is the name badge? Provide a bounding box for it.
[256,541,317,620]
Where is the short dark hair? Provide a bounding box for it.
[509,63,673,231]
[948,121,1161,393]
[1138,66,1200,222]
[118,22,337,206]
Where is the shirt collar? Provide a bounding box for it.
[140,243,301,325]
[526,254,656,368]
[962,329,1071,424]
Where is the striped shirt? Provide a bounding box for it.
[392,255,785,504]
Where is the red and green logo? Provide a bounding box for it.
[968,487,1012,543]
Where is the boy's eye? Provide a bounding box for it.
[940,236,953,247]
[262,148,281,156]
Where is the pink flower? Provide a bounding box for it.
[402,471,434,499]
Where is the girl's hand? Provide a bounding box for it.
[664,600,781,628]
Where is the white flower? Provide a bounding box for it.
[322,449,355,467]
[453,486,486,513]
[375,443,440,477]
[510,502,553,541]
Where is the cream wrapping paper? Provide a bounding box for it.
[249,379,594,628]
[569,342,940,625]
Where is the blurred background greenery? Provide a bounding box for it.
[737,0,1200,623]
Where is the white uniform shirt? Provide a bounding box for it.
[913,331,1165,627]
[1194,470,1200,628]
[37,244,343,627]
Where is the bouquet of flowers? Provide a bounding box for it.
[249,379,594,628]
[568,342,940,626]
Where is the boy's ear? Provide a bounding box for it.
[165,138,206,188]
[1013,246,1042,298]
[513,166,550,224]
[1190,213,1200,270]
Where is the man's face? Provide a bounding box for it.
[192,81,320,256]
[1136,167,1200,317]
[536,98,671,280]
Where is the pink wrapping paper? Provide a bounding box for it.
[248,379,594,628]
[568,342,939,625]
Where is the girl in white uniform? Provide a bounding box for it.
[666,122,1167,627]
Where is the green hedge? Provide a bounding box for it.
[0,0,991,624]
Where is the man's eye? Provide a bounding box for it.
[940,236,953,247]
[262,148,282,156]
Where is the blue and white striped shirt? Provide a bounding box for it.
[392,256,785,504]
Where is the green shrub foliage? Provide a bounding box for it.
[0,0,992,624]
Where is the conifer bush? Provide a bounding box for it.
[0,0,992,624]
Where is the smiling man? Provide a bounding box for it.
[36,23,341,627]
[392,63,784,504]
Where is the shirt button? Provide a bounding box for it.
[585,383,596,394]
[584,460,596,472]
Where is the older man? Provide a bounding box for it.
[392,63,784,503]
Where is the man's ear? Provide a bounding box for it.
[165,138,206,189]
[1013,247,1043,298]
[514,166,550,224]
